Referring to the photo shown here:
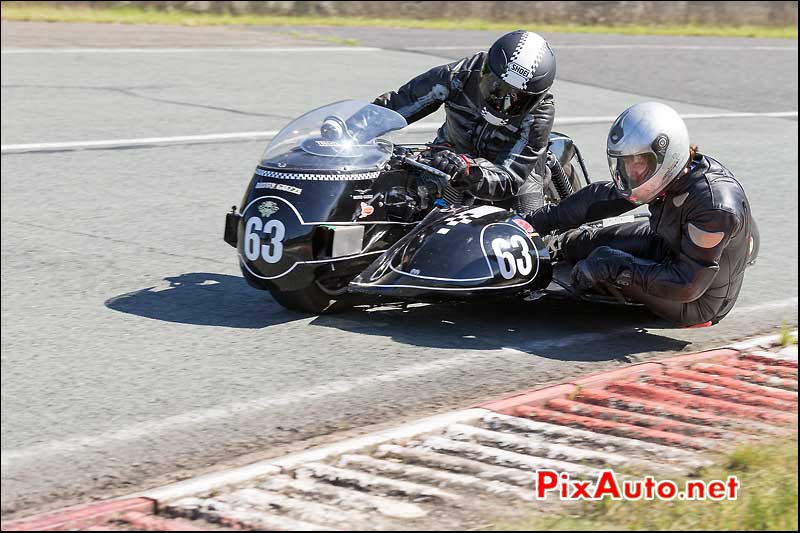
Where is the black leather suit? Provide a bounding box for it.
[528,154,758,326]
[372,52,555,214]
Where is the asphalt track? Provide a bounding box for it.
[1,21,797,516]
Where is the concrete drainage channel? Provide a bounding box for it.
[3,333,797,531]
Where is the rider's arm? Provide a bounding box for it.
[372,59,463,124]
[631,207,740,302]
[527,180,637,234]
[468,93,556,201]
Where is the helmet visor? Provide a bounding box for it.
[608,152,658,196]
[479,65,545,117]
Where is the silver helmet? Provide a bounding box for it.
[606,102,690,205]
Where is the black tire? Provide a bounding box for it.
[270,281,354,314]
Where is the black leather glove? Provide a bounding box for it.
[543,229,581,262]
[525,205,555,236]
[431,150,478,188]
[571,246,635,292]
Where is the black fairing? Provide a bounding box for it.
[350,205,552,300]
[237,163,413,292]
[232,97,577,299]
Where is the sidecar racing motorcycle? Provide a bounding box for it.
[223,100,595,313]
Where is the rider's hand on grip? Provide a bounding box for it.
[431,150,478,189]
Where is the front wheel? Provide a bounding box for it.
[270,280,355,314]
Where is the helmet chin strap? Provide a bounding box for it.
[481,107,508,126]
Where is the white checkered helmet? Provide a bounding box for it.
[607,102,691,205]
[479,30,556,126]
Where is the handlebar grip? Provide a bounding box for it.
[401,156,452,181]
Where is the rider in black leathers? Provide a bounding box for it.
[370,30,557,214]
[527,102,759,326]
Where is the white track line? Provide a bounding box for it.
[416,45,799,52]
[3,297,796,468]
[0,331,615,467]
[2,45,796,54]
[2,111,796,154]
[1,130,279,153]
[0,122,438,153]
[557,111,798,125]
[0,46,383,54]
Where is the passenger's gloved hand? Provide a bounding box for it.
[431,150,479,189]
[543,229,578,261]
[571,246,635,292]
[525,206,553,236]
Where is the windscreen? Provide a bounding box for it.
[260,100,407,172]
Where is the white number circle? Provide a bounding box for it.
[244,216,285,263]
[491,235,533,280]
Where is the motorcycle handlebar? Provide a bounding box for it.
[400,156,452,182]
[398,155,453,208]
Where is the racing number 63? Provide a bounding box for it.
[244,216,285,263]
[491,235,533,279]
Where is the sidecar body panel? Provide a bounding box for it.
[350,205,552,300]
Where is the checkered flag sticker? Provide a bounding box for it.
[501,32,548,91]
[434,206,504,236]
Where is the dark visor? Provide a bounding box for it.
[478,64,546,117]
